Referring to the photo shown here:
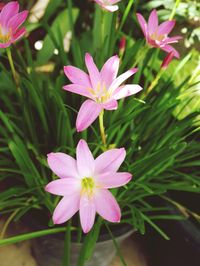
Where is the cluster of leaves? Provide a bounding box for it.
[0,0,199,262]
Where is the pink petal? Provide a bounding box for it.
[63,84,93,99]
[0,1,19,27]
[53,193,80,224]
[157,20,175,35]
[76,139,95,177]
[161,44,180,58]
[45,178,81,196]
[76,100,103,132]
[95,148,126,175]
[136,13,148,38]
[100,55,120,88]
[80,194,96,233]
[63,66,92,88]
[94,189,121,222]
[109,68,138,93]
[110,0,121,3]
[113,84,142,100]
[102,99,118,110]
[164,36,182,44]
[94,0,104,5]
[11,27,26,43]
[103,5,119,12]
[47,152,78,179]
[94,0,103,7]
[0,42,11,48]
[97,172,132,189]
[8,11,28,32]
[85,53,101,89]
[148,9,158,35]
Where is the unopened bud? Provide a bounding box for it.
[119,37,126,57]
[161,51,175,69]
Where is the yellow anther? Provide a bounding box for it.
[81,177,95,197]
[0,25,11,43]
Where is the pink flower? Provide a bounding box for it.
[94,0,121,12]
[45,139,132,233]
[63,53,142,131]
[137,9,182,58]
[0,1,28,48]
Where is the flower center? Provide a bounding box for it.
[150,32,165,42]
[103,0,110,4]
[81,177,95,196]
[0,24,11,43]
[87,82,111,103]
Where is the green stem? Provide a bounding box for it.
[99,110,107,149]
[0,197,33,239]
[63,220,71,266]
[0,209,20,239]
[67,0,82,67]
[145,69,164,96]
[161,195,200,222]
[116,0,134,40]
[77,217,102,266]
[6,48,19,86]
[169,0,180,20]
[0,227,71,247]
[133,43,150,67]
[105,224,127,266]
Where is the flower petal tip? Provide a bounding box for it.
[52,218,59,225]
[44,184,49,192]
[76,126,82,132]
[78,139,86,145]
[85,52,91,59]
[131,67,138,73]
[120,147,126,154]
[82,227,91,234]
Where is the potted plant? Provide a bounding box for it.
[0,1,199,266]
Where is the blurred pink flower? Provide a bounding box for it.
[161,51,175,69]
[64,53,142,131]
[45,139,132,233]
[0,1,28,48]
[94,0,121,12]
[137,9,182,58]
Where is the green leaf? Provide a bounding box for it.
[36,8,79,65]
[0,227,67,247]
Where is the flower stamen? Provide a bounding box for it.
[0,25,11,43]
[81,177,95,197]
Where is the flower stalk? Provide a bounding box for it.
[99,110,107,149]
[133,43,149,67]
[63,220,71,266]
[6,48,23,97]
[6,48,19,86]
[145,69,164,96]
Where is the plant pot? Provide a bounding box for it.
[32,226,135,266]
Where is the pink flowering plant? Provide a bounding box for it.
[0,1,28,49]
[94,0,121,12]
[137,9,182,58]
[0,1,199,266]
